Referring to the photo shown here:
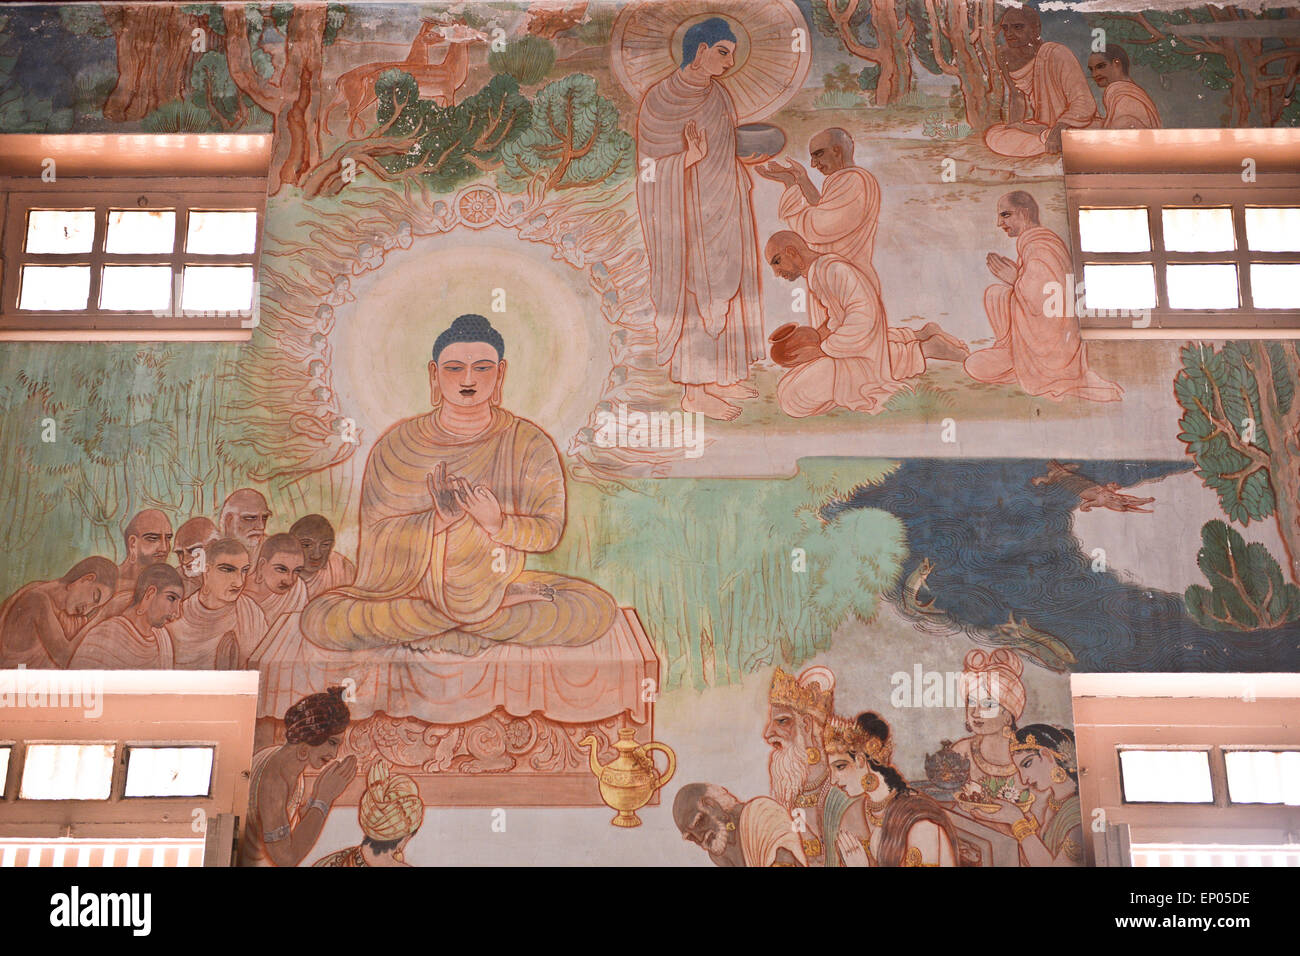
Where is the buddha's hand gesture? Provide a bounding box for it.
[426,463,464,533]
[683,121,707,169]
[455,481,504,537]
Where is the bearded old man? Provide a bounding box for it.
[673,783,807,867]
[764,665,850,866]
[636,16,765,422]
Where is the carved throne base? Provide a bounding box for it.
[257,708,653,807]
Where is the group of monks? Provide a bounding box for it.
[985,8,1161,158]
[0,489,356,672]
[636,12,1134,426]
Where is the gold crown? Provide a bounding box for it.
[1011,732,1075,771]
[769,667,834,721]
[824,713,894,765]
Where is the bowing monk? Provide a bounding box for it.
[290,514,356,600]
[0,556,117,668]
[246,533,309,629]
[964,192,1122,403]
[173,517,218,599]
[169,537,268,669]
[985,7,1096,157]
[1088,45,1161,129]
[636,16,765,422]
[69,564,183,669]
[757,128,885,290]
[301,314,619,655]
[765,232,967,418]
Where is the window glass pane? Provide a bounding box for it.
[185,210,257,254]
[1225,751,1300,806]
[1162,207,1235,252]
[1078,207,1151,253]
[1251,264,1300,309]
[100,266,172,311]
[25,209,95,254]
[181,266,254,312]
[1083,263,1157,311]
[0,746,9,797]
[1119,750,1214,803]
[1245,207,1300,252]
[19,744,115,800]
[18,266,90,310]
[124,747,214,798]
[1166,263,1239,310]
[105,209,176,254]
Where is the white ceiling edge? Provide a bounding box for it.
[1072,672,1300,698]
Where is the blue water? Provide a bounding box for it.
[826,459,1300,672]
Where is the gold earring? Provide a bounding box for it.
[861,773,879,792]
[1051,765,1068,783]
[806,747,821,765]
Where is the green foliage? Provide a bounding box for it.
[538,460,904,689]
[375,70,532,192]
[0,14,72,132]
[141,99,215,133]
[1087,11,1232,92]
[858,64,881,91]
[823,62,859,93]
[58,5,112,38]
[497,73,633,193]
[1175,342,1275,525]
[323,3,346,45]
[814,90,864,109]
[1185,520,1300,630]
[489,35,557,86]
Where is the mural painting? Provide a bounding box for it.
[0,0,1298,866]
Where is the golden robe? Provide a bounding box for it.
[1097,79,1161,130]
[300,408,618,654]
[985,42,1097,158]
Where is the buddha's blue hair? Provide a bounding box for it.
[432,313,504,361]
[680,17,736,68]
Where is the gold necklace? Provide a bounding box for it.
[865,790,895,826]
[969,737,1015,777]
[1047,792,1065,814]
[794,774,831,808]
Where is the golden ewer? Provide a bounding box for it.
[579,728,676,828]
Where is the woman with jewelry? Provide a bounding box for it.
[825,712,959,866]
[951,648,1027,801]
[972,723,1084,866]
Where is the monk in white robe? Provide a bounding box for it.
[0,556,117,668]
[965,192,1122,403]
[635,17,764,421]
[759,127,884,290]
[765,232,967,418]
[985,8,1096,158]
[1088,47,1161,130]
[301,315,619,654]
[70,564,182,669]
[291,514,356,600]
[169,537,268,669]
[245,532,309,630]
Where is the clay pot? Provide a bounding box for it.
[769,323,821,367]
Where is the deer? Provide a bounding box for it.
[326,20,488,138]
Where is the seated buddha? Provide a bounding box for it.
[300,314,619,655]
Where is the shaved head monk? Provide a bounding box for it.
[169,537,268,669]
[0,556,117,668]
[290,514,355,600]
[300,314,619,655]
[758,128,886,292]
[963,192,1121,402]
[984,7,1096,157]
[765,231,967,418]
[1088,45,1161,130]
[70,564,183,669]
[219,488,272,555]
[246,532,309,629]
[174,516,218,598]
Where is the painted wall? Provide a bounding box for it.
[1,0,1298,866]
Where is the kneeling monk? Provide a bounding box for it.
[301,314,619,655]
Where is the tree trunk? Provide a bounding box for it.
[925,0,1002,131]
[102,5,203,122]
[1250,342,1300,585]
